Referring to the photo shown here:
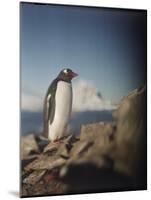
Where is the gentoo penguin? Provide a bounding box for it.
[43,68,78,141]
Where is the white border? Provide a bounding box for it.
[0,0,150,199]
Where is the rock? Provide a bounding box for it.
[80,122,106,140]
[22,154,39,169]
[25,154,66,171]
[23,170,46,185]
[21,178,67,197]
[112,85,147,181]
[43,135,79,159]
[81,122,116,147]
[21,134,39,159]
[67,122,115,166]
[71,140,94,156]
[35,135,49,152]
[43,142,60,155]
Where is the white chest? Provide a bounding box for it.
[55,81,72,118]
[48,81,72,140]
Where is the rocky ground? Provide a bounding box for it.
[21,85,147,197]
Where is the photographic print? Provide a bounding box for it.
[20,2,147,197]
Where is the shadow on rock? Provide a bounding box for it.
[60,162,135,193]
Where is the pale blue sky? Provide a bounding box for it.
[20,3,146,104]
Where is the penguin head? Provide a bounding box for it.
[58,68,78,82]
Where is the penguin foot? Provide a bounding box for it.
[52,135,69,143]
[52,139,64,144]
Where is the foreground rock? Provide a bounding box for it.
[111,85,147,188]
[21,85,147,197]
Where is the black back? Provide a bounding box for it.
[43,78,58,138]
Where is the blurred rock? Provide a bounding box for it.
[112,85,147,185]
[22,154,39,169]
[21,134,39,159]
[24,154,66,171]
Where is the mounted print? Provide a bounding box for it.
[20,2,147,197]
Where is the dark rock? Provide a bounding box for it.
[59,162,134,193]
[35,135,49,152]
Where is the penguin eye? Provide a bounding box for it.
[63,69,68,74]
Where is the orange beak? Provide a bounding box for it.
[71,71,78,78]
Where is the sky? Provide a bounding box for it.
[20,2,147,105]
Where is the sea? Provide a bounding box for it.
[21,110,114,136]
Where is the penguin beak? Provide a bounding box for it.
[71,71,78,78]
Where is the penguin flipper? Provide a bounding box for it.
[43,79,57,138]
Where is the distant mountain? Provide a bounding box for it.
[72,80,116,112]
